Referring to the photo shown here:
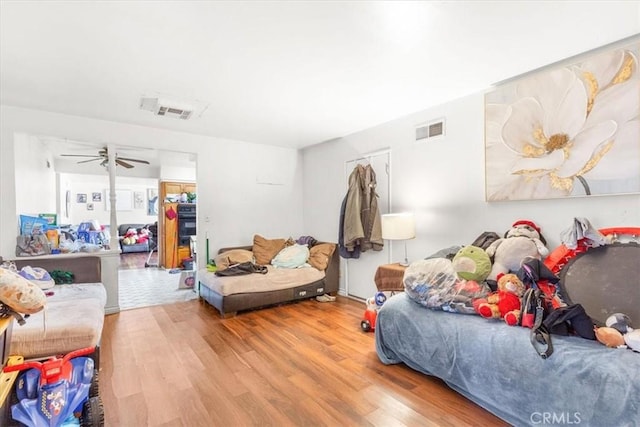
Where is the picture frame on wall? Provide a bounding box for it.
[484,37,640,202]
[134,191,144,209]
[147,188,158,215]
[77,193,87,203]
[92,192,102,202]
[87,203,94,211]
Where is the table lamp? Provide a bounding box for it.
[381,213,416,266]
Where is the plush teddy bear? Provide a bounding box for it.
[473,273,525,325]
[485,220,549,281]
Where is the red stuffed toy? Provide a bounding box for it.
[473,273,525,326]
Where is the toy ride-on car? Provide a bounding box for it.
[361,292,387,332]
[2,346,104,427]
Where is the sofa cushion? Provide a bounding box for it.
[252,235,286,265]
[214,249,254,271]
[10,282,106,359]
[271,244,310,269]
[308,243,336,271]
[199,265,325,296]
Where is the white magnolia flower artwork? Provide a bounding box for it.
[485,41,640,201]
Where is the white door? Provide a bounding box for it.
[344,152,390,300]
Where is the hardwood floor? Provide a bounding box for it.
[100,297,508,426]
[119,251,158,270]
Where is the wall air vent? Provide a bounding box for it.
[140,97,194,120]
[416,118,445,141]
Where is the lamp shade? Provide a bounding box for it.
[381,213,416,240]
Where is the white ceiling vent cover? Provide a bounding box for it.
[416,118,445,141]
[139,97,194,120]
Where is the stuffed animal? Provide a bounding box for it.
[485,220,549,281]
[122,228,138,245]
[473,273,526,325]
[451,245,491,282]
[595,313,640,351]
[137,227,150,244]
[0,267,47,324]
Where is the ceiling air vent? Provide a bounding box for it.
[416,118,445,141]
[140,97,194,120]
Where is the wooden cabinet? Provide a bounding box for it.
[158,181,197,269]
[1,318,22,426]
[160,182,196,201]
[161,202,179,268]
[374,263,407,292]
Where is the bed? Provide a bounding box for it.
[198,242,339,317]
[375,226,640,426]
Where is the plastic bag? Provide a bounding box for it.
[16,235,51,257]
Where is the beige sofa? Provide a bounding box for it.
[10,256,106,366]
[198,242,339,318]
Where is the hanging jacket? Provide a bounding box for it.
[343,164,383,254]
[339,194,360,258]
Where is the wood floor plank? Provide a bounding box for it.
[100,297,509,426]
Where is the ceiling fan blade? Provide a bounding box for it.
[61,154,102,158]
[117,157,150,165]
[116,159,135,169]
[77,158,103,164]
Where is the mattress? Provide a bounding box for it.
[198,265,325,296]
[375,292,640,426]
[10,283,106,359]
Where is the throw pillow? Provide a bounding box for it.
[308,243,336,270]
[214,249,254,271]
[253,235,286,265]
[271,244,310,269]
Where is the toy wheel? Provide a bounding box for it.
[89,369,100,398]
[80,396,104,427]
[361,319,371,332]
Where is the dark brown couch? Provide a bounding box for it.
[198,243,339,317]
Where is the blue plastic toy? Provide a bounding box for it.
[2,347,103,427]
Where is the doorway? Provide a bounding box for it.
[343,151,391,300]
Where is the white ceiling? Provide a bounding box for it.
[1,1,639,150]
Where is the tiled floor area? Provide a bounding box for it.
[119,268,198,310]
[118,253,197,310]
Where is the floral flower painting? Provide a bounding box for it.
[485,40,639,201]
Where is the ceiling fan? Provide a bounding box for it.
[60,147,150,169]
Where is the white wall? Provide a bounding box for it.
[196,139,306,256]
[160,165,196,182]
[12,133,57,229]
[58,173,159,227]
[0,106,305,260]
[303,41,640,297]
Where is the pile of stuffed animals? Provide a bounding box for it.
[404,219,548,315]
[121,227,151,246]
[400,219,639,353]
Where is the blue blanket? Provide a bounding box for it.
[375,293,640,426]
